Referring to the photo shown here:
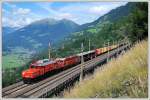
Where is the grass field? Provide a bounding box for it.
[2,47,33,69]
[64,40,148,98]
[2,53,31,69]
[3,54,26,69]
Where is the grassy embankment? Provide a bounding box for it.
[64,40,148,98]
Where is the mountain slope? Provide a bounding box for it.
[34,2,138,59]
[79,2,135,30]
[2,27,18,35]
[3,18,80,51]
[54,3,136,56]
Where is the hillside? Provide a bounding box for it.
[64,40,148,98]
[50,2,147,59]
[2,27,18,35]
[3,2,136,54]
[3,18,79,52]
[79,2,135,30]
[36,2,137,59]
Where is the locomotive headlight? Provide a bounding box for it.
[22,71,25,76]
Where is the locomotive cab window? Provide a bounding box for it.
[30,65,36,68]
[43,59,49,63]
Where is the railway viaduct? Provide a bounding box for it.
[2,43,130,98]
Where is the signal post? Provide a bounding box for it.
[107,40,110,62]
[80,43,84,82]
[49,42,51,60]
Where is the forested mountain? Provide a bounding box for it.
[35,2,148,58]
[2,27,18,35]
[3,18,79,52]
[79,3,136,31]
[36,2,148,59]
[3,2,147,58]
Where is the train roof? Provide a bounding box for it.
[55,58,66,61]
[32,59,56,66]
[76,50,95,56]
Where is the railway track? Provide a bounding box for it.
[22,53,105,98]
[28,45,128,98]
[3,53,102,98]
[2,44,129,98]
[2,81,24,93]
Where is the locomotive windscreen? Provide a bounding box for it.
[30,65,36,68]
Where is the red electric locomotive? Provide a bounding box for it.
[22,59,58,83]
[55,55,80,69]
[22,56,80,83]
[64,55,80,67]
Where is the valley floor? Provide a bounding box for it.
[63,40,148,98]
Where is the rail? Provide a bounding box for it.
[2,44,129,98]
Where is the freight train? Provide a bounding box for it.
[22,44,118,84]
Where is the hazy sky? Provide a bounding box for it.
[2,2,127,28]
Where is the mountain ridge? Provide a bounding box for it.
[3,2,135,54]
[3,18,80,52]
[79,2,135,31]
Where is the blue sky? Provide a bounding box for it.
[2,2,127,28]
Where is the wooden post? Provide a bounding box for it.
[80,43,84,82]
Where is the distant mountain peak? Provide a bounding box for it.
[59,18,79,26]
[60,18,70,21]
[30,18,58,26]
[3,17,80,51]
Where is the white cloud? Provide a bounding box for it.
[2,3,41,27]
[13,8,31,15]
[37,3,76,21]
[3,2,128,27]
[25,18,32,24]
[89,6,108,14]
[3,15,42,28]
[3,17,19,27]
[89,2,127,16]
[56,2,127,24]
[36,3,57,15]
